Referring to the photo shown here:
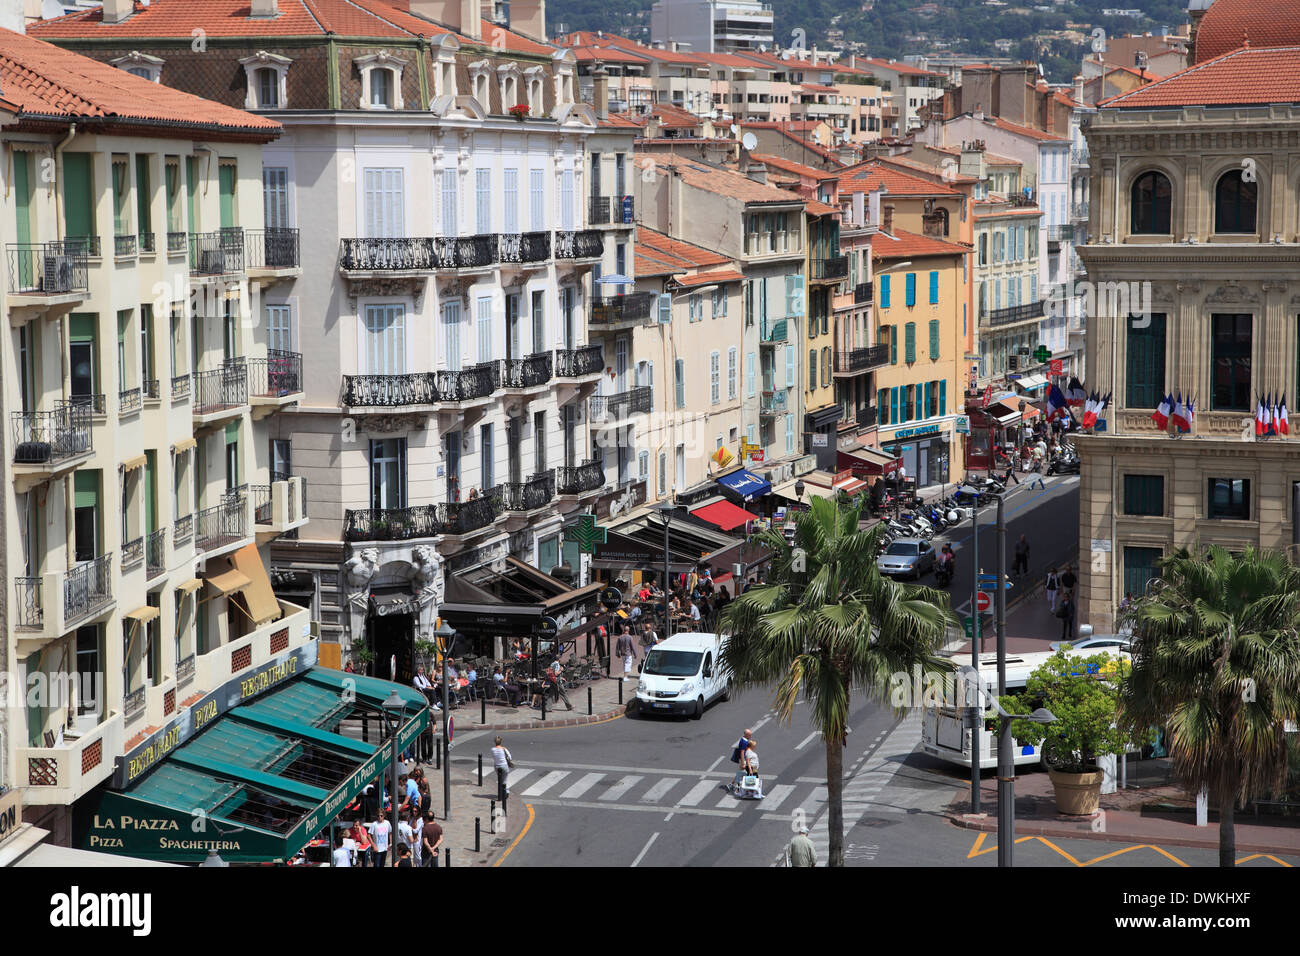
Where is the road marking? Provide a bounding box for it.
[524,797,742,819]
[506,768,534,790]
[522,771,569,797]
[558,772,604,800]
[752,715,772,732]
[630,832,660,867]
[640,777,681,803]
[966,832,1195,867]
[795,731,819,750]
[677,780,717,807]
[761,783,795,811]
[492,803,535,868]
[599,775,645,801]
[705,756,724,772]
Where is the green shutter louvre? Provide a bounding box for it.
[219,163,236,229]
[939,379,947,416]
[889,326,897,365]
[1126,312,1166,408]
[929,319,939,360]
[63,152,95,239]
[186,157,199,233]
[929,270,939,304]
[136,157,151,236]
[890,387,898,423]
[905,322,916,363]
[880,275,891,309]
[905,272,916,306]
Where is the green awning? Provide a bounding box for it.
[76,665,429,863]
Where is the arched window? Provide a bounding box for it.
[1214,168,1257,234]
[1130,171,1172,234]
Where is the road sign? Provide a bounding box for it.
[1050,359,1063,375]
[1033,345,1051,364]
[978,580,1014,591]
[963,615,980,639]
[976,591,991,613]
[447,716,454,743]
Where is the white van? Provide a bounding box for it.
[634,632,731,719]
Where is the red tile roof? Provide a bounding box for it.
[872,228,971,261]
[837,161,962,197]
[572,46,650,65]
[1193,0,1300,63]
[635,225,732,277]
[1100,45,1300,107]
[854,57,945,78]
[0,25,279,137]
[674,268,744,287]
[985,115,1069,142]
[652,156,805,205]
[748,152,838,181]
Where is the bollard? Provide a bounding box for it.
[475,817,481,853]
[541,692,546,721]
[490,800,496,832]
[588,686,593,716]
[445,848,450,867]
[435,739,441,770]
[481,697,486,725]
[477,753,483,788]
[618,679,623,704]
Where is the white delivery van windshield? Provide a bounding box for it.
[642,649,702,677]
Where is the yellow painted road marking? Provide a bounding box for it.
[1237,853,1293,867]
[493,803,535,868]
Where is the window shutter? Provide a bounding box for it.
[746,352,756,397]
[675,358,685,408]
[939,379,946,416]
[890,386,898,423]
[916,386,923,421]
[475,169,491,233]
[647,360,655,406]
[530,169,545,231]
[905,272,916,306]
[929,319,939,360]
[441,168,457,236]
[880,274,891,309]
[477,297,493,364]
[710,351,720,404]
[923,382,931,419]
[808,350,817,390]
[787,273,804,317]
[560,168,574,231]
[658,293,672,324]
[504,168,518,234]
[785,344,795,389]
[905,322,916,363]
[823,347,831,384]
[929,270,939,304]
[785,414,794,454]
[727,348,737,399]
[889,326,897,365]
[878,388,887,423]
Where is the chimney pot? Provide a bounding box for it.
[102,0,134,23]
[882,203,895,234]
[250,0,278,16]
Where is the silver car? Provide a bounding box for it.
[876,538,935,579]
[1049,635,1133,655]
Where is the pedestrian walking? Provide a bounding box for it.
[368,809,392,867]
[1013,534,1030,577]
[614,624,638,683]
[1057,593,1076,643]
[729,729,755,791]
[1045,566,1060,613]
[490,735,514,810]
[1060,563,1077,600]
[788,826,816,867]
[350,819,374,867]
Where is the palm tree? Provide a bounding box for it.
[718,495,953,867]
[1120,544,1300,867]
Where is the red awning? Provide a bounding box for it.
[690,500,759,532]
[838,447,902,476]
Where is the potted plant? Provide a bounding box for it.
[508,103,530,121]
[414,637,438,671]
[351,643,376,676]
[999,649,1149,816]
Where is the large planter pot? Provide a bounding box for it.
[1048,767,1105,816]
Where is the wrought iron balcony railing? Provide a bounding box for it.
[118,387,142,417]
[59,236,101,258]
[139,232,156,254]
[14,575,42,628]
[339,237,435,272]
[499,231,551,264]
[69,393,106,416]
[167,231,188,254]
[556,344,604,377]
[502,352,553,389]
[437,361,499,402]
[122,536,144,571]
[835,343,890,374]
[440,487,504,534]
[143,379,161,401]
[171,374,191,401]
[65,554,113,625]
[554,229,603,259]
[981,301,1046,328]
[193,359,248,415]
[174,513,194,544]
[502,469,556,512]
[6,242,90,295]
[189,228,245,276]
[341,372,439,408]
[557,459,604,495]
[591,292,656,326]
[344,504,442,542]
[857,404,878,428]
[248,349,303,398]
[114,234,137,257]
[590,386,653,423]
[145,528,166,580]
[195,492,247,554]
[812,255,848,280]
[854,281,872,304]
[759,390,790,415]
[246,227,301,270]
[12,401,92,465]
[1047,224,1074,242]
[253,484,272,525]
[588,195,635,225]
[440,234,500,269]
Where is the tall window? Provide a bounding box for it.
[727,347,737,399]
[710,351,720,404]
[369,438,407,510]
[1123,546,1163,600]
[476,297,493,364]
[442,301,461,371]
[258,68,279,108]
[1125,312,1166,409]
[530,169,545,231]
[1207,478,1249,520]
[440,168,457,236]
[1211,313,1251,411]
[475,169,492,234]
[1123,474,1164,516]
[504,168,519,235]
[263,167,289,228]
[1214,168,1257,234]
[370,69,393,108]
[363,168,403,238]
[675,359,686,408]
[481,423,494,489]
[266,304,292,353]
[364,304,405,374]
[1130,171,1172,234]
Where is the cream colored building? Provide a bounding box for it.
[1075,43,1300,631]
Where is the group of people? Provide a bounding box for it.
[1044,563,1079,641]
[331,767,445,868]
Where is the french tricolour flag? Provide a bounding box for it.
[1065,377,1087,407]
[1151,393,1171,429]
[1281,394,1290,436]
[1045,383,1069,420]
[1170,392,1190,432]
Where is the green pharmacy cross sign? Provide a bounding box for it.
[564,513,607,553]
[1033,345,1051,364]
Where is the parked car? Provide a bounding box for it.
[1049,635,1132,655]
[876,538,935,579]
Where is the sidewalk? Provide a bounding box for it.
[946,761,1300,855]
[433,674,632,733]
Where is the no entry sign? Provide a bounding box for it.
[976,591,991,613]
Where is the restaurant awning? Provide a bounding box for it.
[177,577,205,595]
[690,500,758,532]
[779,478,838,501]
[715,467,772,501]
[838,446,902,476]
[1015,374,1049,391]
[171,437,197,454]
[76,654,431,864]
[437,560,601,638]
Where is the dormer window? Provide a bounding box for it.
[354,51,407,110]
[239,51,291,109]
[469,61,493,108]
[524,66,545,114]
[497,63,522,115]
[110,51,163,84]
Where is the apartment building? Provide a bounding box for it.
[1075,38,1300,631]
[37,0,612,677]
[1,28,309,845]
[650,0,774,55]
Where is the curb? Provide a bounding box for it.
[945,810,1297,855]
[466,705,629,732]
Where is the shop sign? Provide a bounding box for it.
[955,416,970,435]
[793,454,817,476]
[891,423,941,440]
[0,788,21,844]
[1050,359,1063,375]
[597,479,646,520]
[599,587,623,610]
[811,433,829,447]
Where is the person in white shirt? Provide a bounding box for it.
[491,735,513,809]
[396,813,415,859]
[410,811,424,867]
[332,843,352,867]
[368,809,393,867]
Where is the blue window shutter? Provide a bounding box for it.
[929,270,939,304]
[658,293,672,324]
[785,344,795,388]
[889,326,897,365]
[880,274,890,309]
[923,382,930,418]
[916,386,923,420]
[939,379,946,415]
[905,272,916,306]
[890,387,898,423]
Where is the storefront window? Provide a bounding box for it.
[539,534,560,575]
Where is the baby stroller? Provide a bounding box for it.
[732,772,764,800]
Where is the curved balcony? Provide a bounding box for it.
[555,229,603,261]
[557,459,605,496]
[440,488,505,536]
[555,344,604,378]
[12,401,93,491]
[590,386,652,424]
[340,372,439,408]
[499,231,551,265]
[435,235,500,271]
[502,469,555,513]
[502,352,553,390]
[834,343,889,376]
[436,361,499,404]
[344,504,442,542]
[339,237,436,273]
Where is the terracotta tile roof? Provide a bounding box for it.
[872,228,971,261]
[635,225,732,277]
[572,46,650,65]
[871,152,979,182]
[973,206,1043,219]
[855,57,945,78]
[1193,0,1300,63]
[648,103,702,127]
[837,160,962,197]
[748,152,838,180]
[985,115,1069,142]
[0,25,279,137]
[805,199,838,216]
[798,83,839,94]
[651,156,806,205]
[1100,45,1300,108]
[1104,63,1165,81]
[674,268,744,287]
[736,120,841,162]
[598,113,642,129]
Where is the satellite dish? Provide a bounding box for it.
[730,123,740,135]
[741,132,758,151]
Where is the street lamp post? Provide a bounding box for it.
[381,689,407,866]
[995,707,1057,866]
[657,504,673,638]
[434,620,455,820]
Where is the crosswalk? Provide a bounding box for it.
[496,764,828,818]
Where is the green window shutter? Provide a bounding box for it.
[186,156,199,233]
[14,152,31,245]
[939,379,946,416]
[890,386,898,423]
[112,160,129,236]
[929,270,939,304]
[219,162,236,229]
[880,274,890,309]
[889,326,897,365]
[878,388,887,421]
[923,382,931,418]
[809,350,817,390]
[916,384,923,420]
[905,322,916,363]
[136,157,151,236]
[74,470,99,509]
[70,313,95,343]
[144,450,157,535]
[63,152,95,239]
[905,272,916,306]
[165,162,179,232]
[929,319,939,359]
[1125,312,1166,408]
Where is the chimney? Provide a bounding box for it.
[746,162,768,185]
[868,187,882,228]
[973,104,984,121]
[506,0,547,42]
[646,115,661,138]
[882,203,895,235]
[102,0,134,24]
[1073,74,1084,107]
[410,0,482,42]
[592,64,609,120]
[250,0,278,16]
